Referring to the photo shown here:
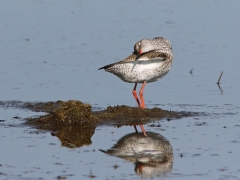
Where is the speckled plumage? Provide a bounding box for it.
[99,132,173,178]
[98,37,173,135]
[133,37,172,55]
[99,37,173,83]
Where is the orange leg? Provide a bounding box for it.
[139,82,147,136]
[132,83,141,107]
[132,84,140,133]
[132,82,147,136]
[139,124,147,136]
[139,81,147,108]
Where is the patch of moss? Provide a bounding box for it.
[28,100,97,126]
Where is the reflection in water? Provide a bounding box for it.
[217,83,223,95]
[100,132,173,178]
[51,125,95,148]
[190,68,193,75]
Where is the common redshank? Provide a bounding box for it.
[98,37,173,136]
[99,132,173,178]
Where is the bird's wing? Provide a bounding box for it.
[138,51,167,61]
[98,53,137,70]
[98,51,167,70]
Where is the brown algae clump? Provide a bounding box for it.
[28,100,97,126]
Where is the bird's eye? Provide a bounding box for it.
[138,42,141,46]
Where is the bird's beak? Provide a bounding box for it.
[136,49,142,59]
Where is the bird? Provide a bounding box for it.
[99,132,173,178]
[98,37,173,136]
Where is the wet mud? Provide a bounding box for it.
[0,100,205,148]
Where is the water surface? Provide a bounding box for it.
[1,0,240,179]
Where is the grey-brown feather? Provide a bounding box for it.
[98,37,173,83]
[98,51,168,71]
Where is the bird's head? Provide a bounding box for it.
[133,38,153,59]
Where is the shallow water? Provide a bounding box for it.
[1,0,240,179]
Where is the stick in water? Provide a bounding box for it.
[217,71,223,84]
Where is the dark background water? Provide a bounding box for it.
[1,1,240,179]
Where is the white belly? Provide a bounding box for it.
[107,59,172,83]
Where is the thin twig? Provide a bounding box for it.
[217,71,223,84]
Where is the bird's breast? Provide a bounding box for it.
[106,58,172,83]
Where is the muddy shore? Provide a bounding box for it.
[0,100,205,148]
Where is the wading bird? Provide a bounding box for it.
[98,37,173,136]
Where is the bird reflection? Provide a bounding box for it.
[100,132,173,178]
